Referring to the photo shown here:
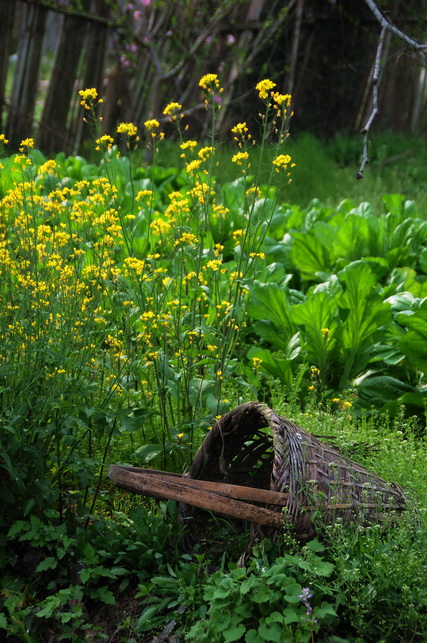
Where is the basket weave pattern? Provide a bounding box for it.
[185,401,406,539]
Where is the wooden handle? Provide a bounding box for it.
[108,465,288,527]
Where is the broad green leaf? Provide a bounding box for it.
[336,263,391,386]
[133,443,163,463]
[35,556,57,572]
[398,303,427,373]
[224,623,246,642]
[382,193,406,217]
[258,622,283,642]
[293,290,339,372]
[356,375,414,408]
[247,281,294,341]
[290,228,330,280]
[247,347,294,387]
[284,607,300,624]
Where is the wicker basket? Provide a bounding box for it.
[181,401,406,540]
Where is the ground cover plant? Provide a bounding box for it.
[0,76,426,641]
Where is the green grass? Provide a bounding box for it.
[203,131,427,212]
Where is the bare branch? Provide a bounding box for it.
[364,0,427,53]
[357,0,427,178]
[356,26,387,179]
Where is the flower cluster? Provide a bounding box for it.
[79,87,102,110]
[256,78,276,100]
[163,102,183,120]
[199,73,220,92]
[117,122,139,138]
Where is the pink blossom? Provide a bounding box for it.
[133,10,142,19]
[226,34,236,45]
[140,0,151,6]
[120,55,131,68]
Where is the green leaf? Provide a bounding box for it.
[35,556,57,572]
[305,538,325,553]
[224,623,246,642]
[247,347,294,387]
[258,622,283,642]
[398,301,427,373]
[357,375,414,408]
[94,586,116,605]
[293,289,339,370]
[337,262,391,386]
[133,443,163,463]
[247,281,294,343]
[284,607,300,624]
[245,629,263,643]
[291,227,331,280]
[316,602,337,619]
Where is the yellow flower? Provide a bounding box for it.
[308,385,315,391]
[272,154,292,171]
[186,159,202,173]
[79,88,101,109]
[252,357,263,368]
[205,259,222,271]
[332,398,340,403]
[231,122,248,136]
[163,102,183,119]
[199,73,220,91]
[232,151,249,165]
[143,119,160,132]
[19,138,34,152]
[175,232,199,246]
[177,433,184,439]
[95,134,114,150]
[180,140,198,151]
[273,92,291,107]
[198,146,214,161]
[117,122,138,137]
[79,87,98,101]
[256,79,276,99]
[38,159,57,175]
[0,134,9,145]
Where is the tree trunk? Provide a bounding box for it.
[6,1,47,148]
[74,0,109,149]
[0,0,14,131]
[37,4,89,154]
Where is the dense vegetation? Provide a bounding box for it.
[0,78,426,641]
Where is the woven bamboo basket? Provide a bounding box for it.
[181,401,406,540]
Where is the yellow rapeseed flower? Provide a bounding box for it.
[95,134,114,151]
[231,122,248,135]
[199,73,220,91]
[163,102,183,120]
[79,88,98,101]
[198,146,214,161]
[232,151,249,165]
[256,79,276,99]
[272,154,292,171]
[143,119,160,131]
[273,92,291,107]
[117,122,138,137]
[186,159,202,173]
[19,138,34,152]
[180,140,198,151]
